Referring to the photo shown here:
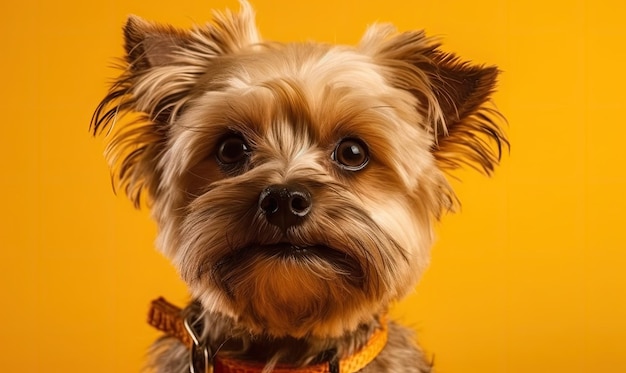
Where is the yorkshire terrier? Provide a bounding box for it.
[92,1,506,372]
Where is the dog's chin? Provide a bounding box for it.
[203,242,376,337]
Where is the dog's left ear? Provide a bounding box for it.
[360,25,507,175]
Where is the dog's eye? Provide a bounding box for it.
[333,138,369,171]
[217,135,250,165]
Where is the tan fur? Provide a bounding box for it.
[92,1,506,371]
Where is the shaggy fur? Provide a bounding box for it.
[92,1,506,372]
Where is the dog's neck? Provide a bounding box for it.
[193,302,384,368]
[150,298,385,370]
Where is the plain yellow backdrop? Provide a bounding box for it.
[2,0,625,371]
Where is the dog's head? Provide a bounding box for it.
[93,1,506,338]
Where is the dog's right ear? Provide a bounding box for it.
[124,1,261,72]
[91,1,260,207]
[122,16,191,71]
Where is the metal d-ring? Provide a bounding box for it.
[184,312,213,373]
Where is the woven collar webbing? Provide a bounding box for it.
[148,297,388,373]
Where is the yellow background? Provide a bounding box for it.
[2,0,625,371]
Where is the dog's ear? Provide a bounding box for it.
[360,25,507,174]
[123,2,261,73]
[91,1,260,206]
[122,16,189,71]
[421,51,507,174]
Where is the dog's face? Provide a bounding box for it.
[93,2,505,338]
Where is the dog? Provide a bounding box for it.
[92,1,506,372]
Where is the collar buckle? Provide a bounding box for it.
[183,309,213,373]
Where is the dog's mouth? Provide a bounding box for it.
[211,242,365,289]
[218,243,359,267]
[260,243,337,258]
[246,243,361,266]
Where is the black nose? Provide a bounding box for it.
[258,184,312,232]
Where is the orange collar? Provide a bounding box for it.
[148,297,388,373]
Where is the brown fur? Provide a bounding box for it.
[92,1,506,371]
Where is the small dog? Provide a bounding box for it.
[92,1,506,372]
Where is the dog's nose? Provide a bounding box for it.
[258,184,312,231]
